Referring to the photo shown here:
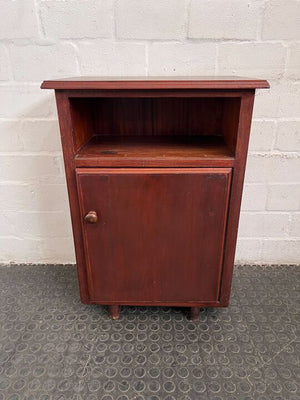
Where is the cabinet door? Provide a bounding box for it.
[76,168,231,304]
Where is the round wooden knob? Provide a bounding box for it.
[84,211,98,224]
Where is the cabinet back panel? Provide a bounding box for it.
[92,97,224,136]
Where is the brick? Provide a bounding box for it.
[38,237,75,264]
[0,121,24,152]
[78,40,146,76]
[235,238,262,264]
[286,43,300,80]
[10,44,79,81]
[267,184,300,211]
[0,155,63,183]
[241,184,267,211]
[262,0,300,40]
[261,239,300,263]
[0,236,75,263]
[277,83,300,118]
[0,211,72,238]
[244,154,268,183]
[0,0,298,265]
[0,44,10,80]
[238,213,263,238]
[267,155,300,183]
[40,0,113,39]
[290,214,300,237]
[218,43,286,80]
[275,121,300,152]
[189,0,262,40]
[0,120,61,152]
[259,213,289,238]
[249,121,275,152]
[238,212,289,238]
[116,0,186,39]
[21,120,61,152]
[0,184,35,211]
[254,82,300,120]
[33,184,69,212]
[148,43,216,76]
[0,183,69,212]
[252,83,279,119]
[0,0,38,39]
[0,237,42,263]
[0,85,56,118]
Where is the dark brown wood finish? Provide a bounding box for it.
[70,98,94,151]
[42,76,269,90]
[89,97,224,136]
[220,92,256,304]
[76,168,231,304]
[61,88,260,98]
[189,307,200,321]
[54,91,90,303]
[75,135,234,168]
[42,77,269,319]
[109,305,121,320]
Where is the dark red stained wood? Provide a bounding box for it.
[76,168,232,304]
[219,92,256,305]
[61,89,259,99]
[222,97,242,154]
[44,77,269,317]
[75,135,234,168]
[54,92,89,303]
[41,76,269,90]
[89,97,224,136]
[190,307,200,321]
[92,97,153,136]
[109,305,120,320]
[152,97,224,135]
[70,98,94,151]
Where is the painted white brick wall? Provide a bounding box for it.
[188,0,263,40]
[0,0,299,264]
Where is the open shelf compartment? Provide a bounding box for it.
[70,96,240,168]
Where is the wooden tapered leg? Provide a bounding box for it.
[109,305,120,320]
[189,307,200,321]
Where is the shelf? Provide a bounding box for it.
[75,135,234,167]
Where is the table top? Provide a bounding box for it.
[41,76,270,90]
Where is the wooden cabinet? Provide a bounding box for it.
[42,77,269,320]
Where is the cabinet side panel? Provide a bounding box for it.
[220,91,255,304]
[69,98,95,151]
[222,97,241,154]
[55,91,90,302]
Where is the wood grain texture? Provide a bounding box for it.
[222,97,242,154]
[89,97,224,136]
[219,92,256,305]
[76,168,231,304]
[54,92,90,303]
[75,135,234,168]
[41,76,269,90]
[45,77,268,316]
[61,89,260,99]
[70,98,94,151]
